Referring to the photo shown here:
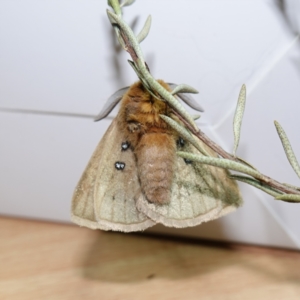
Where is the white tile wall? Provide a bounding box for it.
[1,0,300,249]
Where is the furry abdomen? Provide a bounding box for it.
[136,132,176,204]
[118,80,177,204]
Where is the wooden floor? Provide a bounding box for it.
[1,217,300,300]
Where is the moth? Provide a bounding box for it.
[71,80,242,232]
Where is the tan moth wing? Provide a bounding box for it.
[72,80,242,232]
[136,137,242,228]
[71,117,155,232]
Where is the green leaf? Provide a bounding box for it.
[274,121,300,179]
[236,156,258,171]
[107,10,145,60]
[233,84,246,156]
[192,114,201,120]
[171,84,198,95]
[230,175,282,197]
[283,183,300,191]
[136,16,152,43]
[275,194,300,203]
[177,152,263,179]
[128,60,159,98]
[108,0,122,16]
[120,0,136,7]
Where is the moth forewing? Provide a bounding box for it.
[71,122,114,229]
[71,117,155,232]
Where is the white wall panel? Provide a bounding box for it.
[1,0,300,249]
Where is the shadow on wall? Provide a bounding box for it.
[275,0,300,34]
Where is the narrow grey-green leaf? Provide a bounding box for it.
[108,0,122,16]
[128,60,154,94]
[192,114,201,120]
[236,156,258,171]
[120,0,135,7]
[275,120,300,179]
[160,115,210,156]
[233,84,246,156]
[168,83,204,112]
[177,151,263,179]
[136,16,152,43]
[171,84,199,95]
[116,31,126,51]
[283,183,300,191]
[275,194,300,203]
[148,79,199,131]
[128,60,142,79]
[107,10,145,61]
[107,12,126,50]
[230,175,282,197]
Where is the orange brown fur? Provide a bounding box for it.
[118,80,178,204]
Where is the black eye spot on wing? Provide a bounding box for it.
[121,141,130,151]
[184,158,192,165]
[115,161,126,170]
[177,137,185,147]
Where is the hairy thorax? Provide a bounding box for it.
[118,80,178,204]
